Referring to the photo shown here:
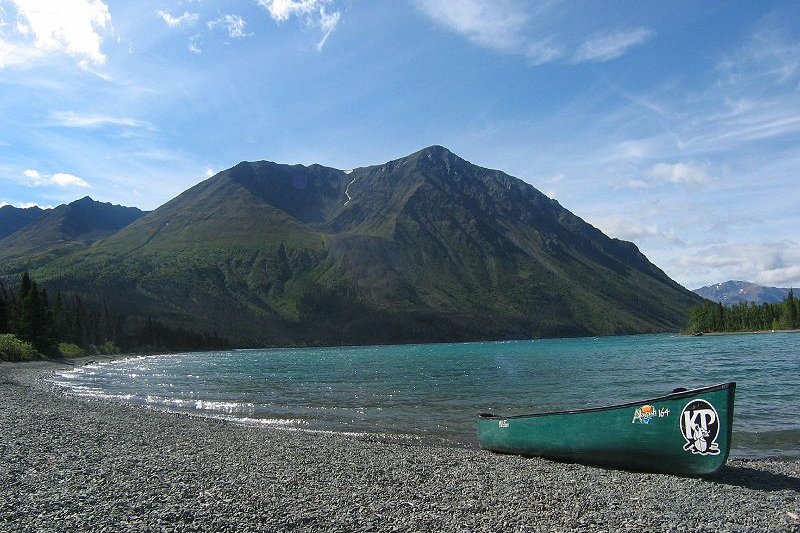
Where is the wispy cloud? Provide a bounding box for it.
[591,213,681,246]
[156,10,199,29]
[646,162,713,187]
[257,0,343,50]
[675,241,800,288]
[573,28,654,63]
[718,26,800,85]
[414,1,652,66]
[414,0,561,64]
[24,168,90,188]
[1,0,111,68]
[625,179,653,190]
[187,35,202,54]
[48,111,149,129]
[207,15,252,39]
[0,34,44,68]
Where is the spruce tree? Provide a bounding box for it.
[0,286,8,333]
[16,273,36,343]
[783,288,797,330]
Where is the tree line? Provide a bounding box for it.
[686,289,799,334]
[1,271,228,361]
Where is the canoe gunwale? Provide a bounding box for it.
[478,381,735,420]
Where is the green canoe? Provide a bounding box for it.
[477,382,735,475]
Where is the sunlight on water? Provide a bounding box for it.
[51,333,800,458]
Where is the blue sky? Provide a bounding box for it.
[1,0,799,290]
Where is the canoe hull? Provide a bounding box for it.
[477,382,735,475]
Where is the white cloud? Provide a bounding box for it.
[52,173,90,187]
[3,0,111,68]
[156,10,198,29]
[188,36,201,54]
[647,162,713,187]
[48,111,147,129]
[257,0,342,50]
[415,2,652,66]
[208,14,252,39]
[414,0,561,64]
[24,168,90,188]
[205,166,214,178]
[592,214,678,245]
[261,0,320,21]
[573,28,654,63]
[757,265,800,287]
[676,241,800,288]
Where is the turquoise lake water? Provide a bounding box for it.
[52,333,799,458]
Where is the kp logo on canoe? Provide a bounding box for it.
[680,399,720,455]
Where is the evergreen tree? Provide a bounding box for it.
[782,288,797,330]
[72,296,86,347]
[0,283,8,333]
[37,288,57,354]
[15,273,37,343]
[795,292,800,329]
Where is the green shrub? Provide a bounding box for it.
[88,341,120,356]
[58,342,86,359]
[0,334,41,362]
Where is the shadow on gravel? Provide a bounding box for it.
[705,465,800,493]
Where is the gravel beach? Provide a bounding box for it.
[1,359,798,532]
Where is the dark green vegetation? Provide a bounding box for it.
[686,290,799,334]
[693,280,792,305]
[0,272,228,361]
[0,146,702,347]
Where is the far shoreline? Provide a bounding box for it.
[684,328,800,337]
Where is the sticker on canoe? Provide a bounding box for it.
[632,404,670,424]
[680,399,720,455]
[498,420,509,428]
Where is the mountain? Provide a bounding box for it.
[0,197,147,271]
[693,280,792,305]
[0,204,47,240]
[2,147,702,346]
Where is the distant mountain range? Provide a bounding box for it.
[0,146,702,346]
[0,197,147,268]
[693,280,793,305]
[0,204,47,239]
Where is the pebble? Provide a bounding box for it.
[1,359,799,532]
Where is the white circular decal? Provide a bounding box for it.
[680,399,720,455]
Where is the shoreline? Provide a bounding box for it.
[2,360,799,532]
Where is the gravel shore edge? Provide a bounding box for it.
[1,358,798,532]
